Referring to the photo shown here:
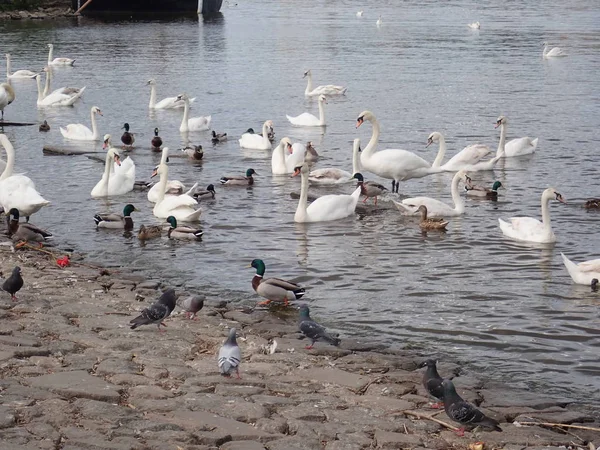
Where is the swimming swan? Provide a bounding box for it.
[303,69,347,96]
[178,93,211,132]
[60,106,103,141]
[287,94,327,127]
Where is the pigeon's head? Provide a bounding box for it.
[227,327,238,344]
[298,304,310,317]
[12,266,21,276]
[441,379,457,395]
[419,359,438,369]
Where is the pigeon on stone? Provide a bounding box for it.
[129,288,177,332]
[442,379,502,435]
[2,266,23,301]
[218,327,241,378]
[298,304,341,349]
[419,359,444,408]
[177,295,204,320]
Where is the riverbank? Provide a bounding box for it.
[0,0,72,20]
[0,243,598,450]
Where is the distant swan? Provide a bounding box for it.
[47,44,75,66]
[303,69,347,96]
[5,54,37,79]
[356,10,363,17]
[90,146,135,198]
[428,132,493,171]
[35,73,85,107]
[178,93,211,132]
[498,188,566,243]
[147,79,196,109]
[494,116,538,157]
[60,106,103,141]
[468,21,480,29]
[287,94,327,127]
[543,42,567,59]
[376,15,382,27]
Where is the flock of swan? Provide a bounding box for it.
[0,32,594,296]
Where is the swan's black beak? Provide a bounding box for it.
[426,138,433,148]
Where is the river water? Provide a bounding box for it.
[1,0,599,405]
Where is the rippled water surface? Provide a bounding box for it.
[2,0,600,404]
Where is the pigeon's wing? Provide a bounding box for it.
[448,399,484,425]
[218,344,241,375]
[299,318,326,340]
[130,303,169,328]
[425,377,444,400]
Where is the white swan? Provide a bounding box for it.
[468,21,480,29]
[498,188,566,243]
[272,138,307,175]
[495,116,538,157]
[35,73,85,107]
[287,94,327,127]
[47,44,75,66]
[239,120,273,150]
[393,170,467,217]
[60,106,103,141]
[303,69,347,97]
[147,147,195,203]
[43,66,85,98]
[178,93,211,132]
[5,54,36,79]
[428,132,492,170]
[147,79,195,109]
[376,15,382,27]
[356,10,363,17]
[293,163,360,223]
[152,149,202,222]
[356,110,442,193]
[543,42,567,59]
[0,134,50,220]
[0,83,15,120]
[90,145,135,198]
[561,253,600,285]
[308,138,362,185]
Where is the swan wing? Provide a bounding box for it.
[308,168,352,184]
[505,137,538,157]
[444,144,492,168]
[188,116,211,131]
[154,96,182,109]
[362,149,430,181]
[576,259,600,273]
[499,217,550,242]
[308,85,346,96]
[106,157,135,196]
[306,189,360,222]
[400,197,454,217]
[60,123,93,139]
[239,133,270,150]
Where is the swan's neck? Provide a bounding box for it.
[90,109,99,140]
[362,117,380,160]
[157,165,168,203]
[431,136,447,168]
[451,173,465,213]
[5,56,11,77]
[305,73,313,95]
[295,170,309,221]
[318,100,326,125]
[102,151,112,193]
[160,149,168,165]
[149,84,156,108]
[43,71,51,98]
[0,137,15,181]
[180,99,190,131]
[35,76,45,103]
[541,192,552,231]
[276,142,286,169]
[47,47,53,65]
[261,123,270,146]
[352,143,362,174]
[496,122,507,157]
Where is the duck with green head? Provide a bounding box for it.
[464,176,503,198]
[151,127,162,151]
[166,216,203,240]
[220,168,257,186]
[249,259,305,306]
[94,204,138,230]
[352,172,388,205]
[121,123,135,148]
[8,208,53,246]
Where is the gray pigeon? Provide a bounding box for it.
[129,288,177,332]
[177,295,205,320]
[298,304,341,349]
[441,379,502,434]
[2,266,23,301]
[218,327,241,378]
[419,359,444,408]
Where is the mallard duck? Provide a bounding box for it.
[39,120,50,132]
[464,176,502,198]
[250,259,305,306]
[417,205,448,231]
[7,208,53,246]
[220,168,257,186]
[182,145,203,160]
[584,199,600,209]
[352,172,388,205]
[94,204,138,230]
[212,130,228,144]
[133,180,153,191]
[121,123,135,148]
[151,127,162,151]
[305,141,319,162]
[193,184,216,200]
[166,216,203,240]
[137,224,162,240]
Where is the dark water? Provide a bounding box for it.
[1,0,599,405]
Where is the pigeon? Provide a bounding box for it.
[218,327,241,378]
[129,288,177,332]
[298,304,341,349]
[441,379,502,435]
[177,295,204,320]
[419,359,444,408]
[2,266,23,301]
